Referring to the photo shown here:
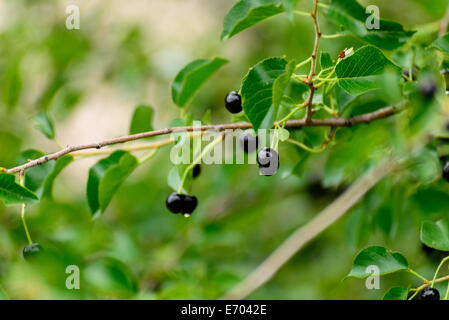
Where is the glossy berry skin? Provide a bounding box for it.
[192,164,201,179]
[421,287,440,301]
[240,133,258,153]
[225,91,242,114]
[23,243,42,260]
[419,80,437,100]
[257,147,279,176]
[166,192,185,214]
[182,195,198,215]
[443,162,449,182]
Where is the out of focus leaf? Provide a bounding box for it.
[347,246,408,278]
[87,151,138,215]
[0,173,38,206]
[41,155,74,200]
[1,59,21,110]
[34,112,55,140]
[129,105,154,134]
[172,58,228,107]
[431,33,449,54]
[221,0,284,40]
[420,219,449,251]
[325,0,415,50]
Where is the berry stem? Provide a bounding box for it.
[295,57,312,70]
[408,269,428,282]
[431,256,449,288]
[177,133,224,194]
[19,171,33,245]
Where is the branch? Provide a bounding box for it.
[305,0,322,122]
[3,106,398,174]
[220,158,395,300]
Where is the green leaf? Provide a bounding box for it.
[347,246,409,279]
[278,127,290,141]
[18,150,53,192]
[281,0,299,20]
[272,59,296,119]
[320,51,333,69]
[420,219,449,251]
[1,59,21,110]
[325,0,415,50]
[129,105,154,135]
[167,167,188,194]
[221,0,284,41]
[41,155,73,200]
[0,173,38,206]
[241,57,288,131]
[431,33,449,54]
[87,151,138,215]
[34,112,55,140]
[383,286,408,300]
[336,46,401,95]
[171,57,228,107]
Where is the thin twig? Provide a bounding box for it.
[220,159,394,300]
[3,106,398,174]
[305,0,322,123]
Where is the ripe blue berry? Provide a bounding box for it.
[421,287,439,300]
[419,79,437,100]
[166,192,185,214]
[225,91,242,114]
[257,147,279,176]
[23,243,42,260]
[166,193,198,216]
[443,162,449,182]
[192,164,201,179]
[182,195,198,217]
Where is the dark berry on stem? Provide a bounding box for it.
[182,195,198,217]
[443,162,449,182]
[166,192,185,214]
[257,147,279,176]
[192,164,201,178]
[240,133,258,153]
[419,80,437,100]
[225,91,242,114]
[421,287,440,300]
[23,243,42,260]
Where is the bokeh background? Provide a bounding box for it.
[0,0,448,299]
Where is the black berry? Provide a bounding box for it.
[419,79,437,100]
[443,162,449,182]
[421,287,440,301]
[257,147,279,176]
[23,243,42,260]
[192,164,201,179]
[182,195,198,217]
[240,133,258,153]
[166,192,185,214]
[225,91,242,114]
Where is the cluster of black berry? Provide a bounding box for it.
[226,91,279,176]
